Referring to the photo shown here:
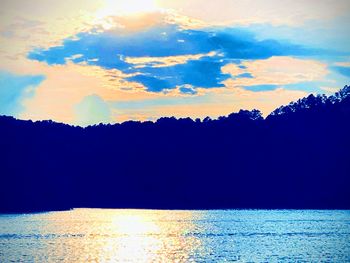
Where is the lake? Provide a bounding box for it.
[0,209,349,262]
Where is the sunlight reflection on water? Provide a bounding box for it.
[1,209,350,262]
[1,209,204,262]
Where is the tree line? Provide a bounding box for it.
[0,86,349,212]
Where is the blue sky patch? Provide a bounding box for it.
[237,73,254,79]
[0,71,45,116]
[244,85,278,92]
[333,66,350,78]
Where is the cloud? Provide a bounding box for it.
[245,16,350,55]
[0,71,45,116]
[28,23,314,64]
[27,20,317,92]
[157,0,350,26]
[222,56,329,89]
[335,62,350,67]
[124,51,216,68]
[127,55,232,91]
[74,94,111,126]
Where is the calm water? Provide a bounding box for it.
[0,209,350,262]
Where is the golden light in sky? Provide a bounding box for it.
[0,0,349,125]
[97,0,159,18]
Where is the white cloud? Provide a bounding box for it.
[335,61,350,67]
[222,56,329,87]
[74,94,111,127]
[124,51,216,68]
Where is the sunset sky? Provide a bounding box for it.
[1,0,349,126]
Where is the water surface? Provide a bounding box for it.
[0,209,349,262]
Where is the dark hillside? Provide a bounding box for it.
[0,86,349,212]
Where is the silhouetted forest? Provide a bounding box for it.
[1,86,349,212]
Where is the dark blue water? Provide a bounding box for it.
[0,209,349,262]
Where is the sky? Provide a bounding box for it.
[0,0,349,126]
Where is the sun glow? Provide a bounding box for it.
[97,0,159,18]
